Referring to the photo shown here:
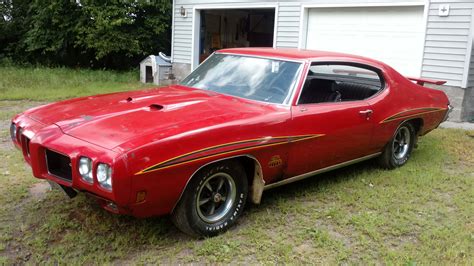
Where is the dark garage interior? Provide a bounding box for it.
[199,8,275,63]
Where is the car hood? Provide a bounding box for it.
[25,85,283,151]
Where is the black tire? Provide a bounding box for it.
[171,160,248,237]
[378,122,416,169]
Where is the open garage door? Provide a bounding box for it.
[305,6,425,76]
[198,9,275,64]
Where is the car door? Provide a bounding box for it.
[284,63,383,178]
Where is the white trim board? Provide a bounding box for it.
[419,0,430,78]
[300,2,425,8]
[171,0,176,62]
[461,7,474,88]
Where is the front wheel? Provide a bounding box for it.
[171,160,248,237]
[378,122,416,169]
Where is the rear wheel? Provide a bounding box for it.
[378,122,416,169]
[171,160,248,237]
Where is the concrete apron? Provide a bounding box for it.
[440,121,474,130]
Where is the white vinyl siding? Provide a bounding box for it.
[469,43,474,87]
[172,4,194,64]
[275,3,301,48]
[421,0,474,87]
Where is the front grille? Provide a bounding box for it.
[45,149,72,181]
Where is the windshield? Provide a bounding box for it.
[180,53,303,104]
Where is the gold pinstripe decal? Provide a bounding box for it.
[135,134,325,175]
[379,107,447,124]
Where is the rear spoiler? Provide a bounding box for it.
[407,77,446,86]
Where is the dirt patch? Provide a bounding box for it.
[0,121,15,151]
[28,182,50,201]
[0,101,49,150]
[294,242,313,255]
[0,100,48,112]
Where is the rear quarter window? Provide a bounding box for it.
[298,64,384,104]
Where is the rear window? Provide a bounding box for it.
[308,64,381,86]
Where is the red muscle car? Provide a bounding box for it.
[11,48,451,237]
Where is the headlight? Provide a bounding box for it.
[10,123,17,141]
[97,163,112,190]
[78,157,93,183]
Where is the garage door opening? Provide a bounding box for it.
[196,8,275,65]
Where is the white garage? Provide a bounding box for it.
[303,6,425,77]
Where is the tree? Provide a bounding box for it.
[21,1,84,66]
[0,0,172,69]
[77,1,171,58]
[0,0,31,61]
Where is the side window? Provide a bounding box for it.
[298,63,383,104]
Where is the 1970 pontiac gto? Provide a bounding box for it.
[11,48,451,236]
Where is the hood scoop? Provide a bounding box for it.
[119,96,134,103]
[120,96,163,111]
[147,104,163,111]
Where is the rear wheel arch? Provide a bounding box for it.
[378,120,417,169]
[403,118,423,148]
[407,118,424,135]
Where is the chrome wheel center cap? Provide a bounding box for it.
[213,193,222,203]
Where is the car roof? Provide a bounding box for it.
[217,47,386,67]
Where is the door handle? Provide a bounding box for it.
[359,109,373,120]
[359,109,373,114]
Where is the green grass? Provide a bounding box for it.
[0,66,152,101]
[0,67,472,264]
